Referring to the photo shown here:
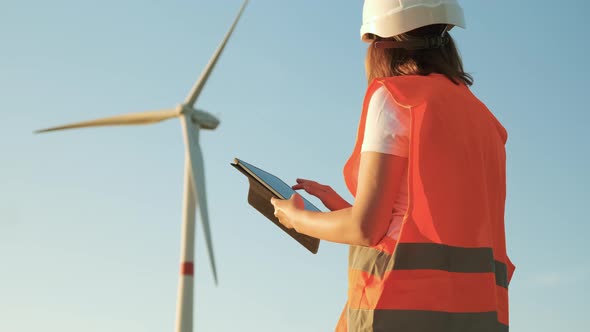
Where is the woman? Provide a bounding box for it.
[270,1,514,331]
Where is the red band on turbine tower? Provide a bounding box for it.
[181,262,194,276]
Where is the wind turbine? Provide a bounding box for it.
[35,1,249,331]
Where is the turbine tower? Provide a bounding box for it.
[35,1,249,331]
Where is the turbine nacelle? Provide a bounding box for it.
[178,104,220,130]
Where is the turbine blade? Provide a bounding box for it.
[35,108,179,134]
[184,0,249,107]
[181,114,218,285]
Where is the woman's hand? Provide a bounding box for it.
[270,193,305,230]
[292,178,351,211]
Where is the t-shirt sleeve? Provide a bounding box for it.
[361,86,410,157]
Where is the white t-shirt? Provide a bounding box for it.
[360,86,410,240]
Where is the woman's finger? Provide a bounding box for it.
[305,184,324,197]
[293,178,320,189]
[297,179,321,185]
[271,198,284,218]
[292,183,304,190]
[270,197,283,208]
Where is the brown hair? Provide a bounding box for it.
[365,24,473,86]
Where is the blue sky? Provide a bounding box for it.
[1,0,588,331]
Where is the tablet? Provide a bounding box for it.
[231,158,320,254]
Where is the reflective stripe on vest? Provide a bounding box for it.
[337,75,515,332]
[349,243,509,288]
[348,309,508,332]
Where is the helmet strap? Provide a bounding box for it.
[374,35,450,50]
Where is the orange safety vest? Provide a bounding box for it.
[336,74,515,332]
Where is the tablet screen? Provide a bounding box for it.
[236,159,321,212]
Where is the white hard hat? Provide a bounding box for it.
[361,0,466,42]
